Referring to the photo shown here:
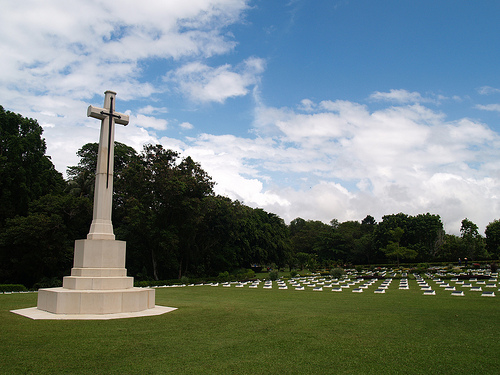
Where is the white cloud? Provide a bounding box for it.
[297,99,316,112]
[369,89,431,104]
[179,122,194,130]
[132,114,168,130]
[117,124,160,153]
[477,86,500,95]
[0,0,250,108]
[162,98,500,234]
[138,105,167,115]
[167,57,265,103]
[0,0,250,175]
[476,104,500,112]
[1,1,499,236]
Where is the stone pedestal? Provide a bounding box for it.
[37,239,155,315]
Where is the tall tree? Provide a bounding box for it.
[460,218,487,260]
[439,234,465,261]
[354,215,378,264]
[66,142,137,200]
[485,219,500,259]
[0,106,64,228]
[118,144,214,280]
[374,213,444,262]
[407,213,444,260]
[289,219,332,258]
[0,194,92,286]
[374,213,410,251]
[381,227,417,267]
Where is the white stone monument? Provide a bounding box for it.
[13,91,175,319]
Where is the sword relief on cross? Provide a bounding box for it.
[87,91,129,188]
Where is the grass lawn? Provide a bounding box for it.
[1,278,499,374]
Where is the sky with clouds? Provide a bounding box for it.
[1,0,500,234]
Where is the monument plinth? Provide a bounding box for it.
[13,91,174,319]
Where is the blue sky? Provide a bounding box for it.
[1,0,500,234]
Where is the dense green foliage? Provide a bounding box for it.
[0,106,65,226]
[0,284,27,292]
[0,108,499,287]
[0,107,77,286]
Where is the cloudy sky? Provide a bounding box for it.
[1,0,500,234]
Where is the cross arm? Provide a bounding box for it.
[87,105,129,126]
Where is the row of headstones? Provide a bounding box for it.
[162,278,379,291]
[211,275,496,297]
[203,277,399,293]
[0,291,35,295]
[154,272,496,297]
[418,274,496,297]
[433,270,498,278]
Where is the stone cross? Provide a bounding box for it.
[86,90,129,240]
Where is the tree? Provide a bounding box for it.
[374,213,444,262]
[355,215,377,263]
[374,213,410,251]
[67,142,292,280]
[335,221,366,261]
[361,215,376,226]
[439,234,465,261]
[227,206,290,271]
[66,142,137,201]
[289,218,307,236]
[289,219,335,264]
[0,194,92,286]
[407,213,444,260]
[485,220,500,259]
[381,227,417,267]
[460,218,487,260]
[194,196,242,275]
[0,106,64,228]
[117,144,215,280]
[295,252,311,270]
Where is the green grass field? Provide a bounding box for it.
[1,278,499,374]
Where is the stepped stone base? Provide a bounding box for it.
[35,239,157,316]
[37,287,155,314]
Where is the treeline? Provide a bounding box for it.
[1,106,500,287]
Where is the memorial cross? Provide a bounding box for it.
[86,91,129,240]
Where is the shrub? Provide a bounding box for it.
[135,280,150,288]
[268,270,279,281]
[0,284,28,292]
[414,263,429,274]
[32,277,62,289]
[290,270,298,278]
[235,268,255,280]
[180,276,190,285]
[355,265,363,273]
[217,271,230,282]
[330,268,345,279]
[490,263,498,273]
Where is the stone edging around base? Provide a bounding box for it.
[10,305,176,320]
